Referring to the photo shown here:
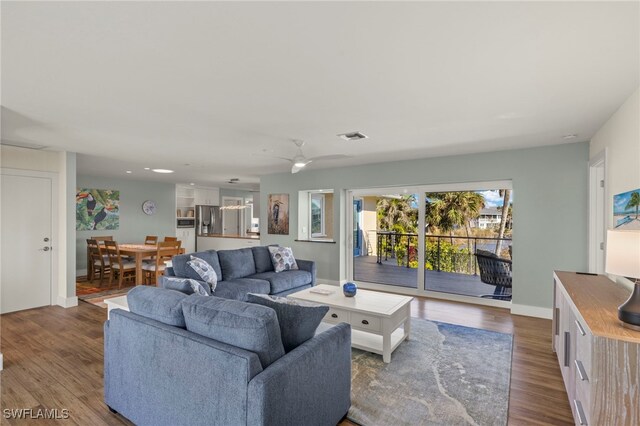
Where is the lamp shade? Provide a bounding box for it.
[605,230,640,279]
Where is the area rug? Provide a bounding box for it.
[78,285,134,308]
[348,319,512,426]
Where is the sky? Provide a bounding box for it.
[477,190,511,208]
[614,189,640,214]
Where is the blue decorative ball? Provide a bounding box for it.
[343,282,358,297]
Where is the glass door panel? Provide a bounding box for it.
[352,193,418,289]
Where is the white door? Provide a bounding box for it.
[589,153,606,274]
[1,174,53,313]
[222,198,241,235]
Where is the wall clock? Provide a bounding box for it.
[142,200,157,215]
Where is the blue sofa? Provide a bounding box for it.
[159,246,316,301]
[104,287,351,426]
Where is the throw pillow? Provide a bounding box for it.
[267,246,299,273]
[246,293,329,352]
[187,256,218,291]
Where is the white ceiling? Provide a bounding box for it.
[2,1,639,189]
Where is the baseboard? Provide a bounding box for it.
[76,269,88,278]
[510,303,553,319]
[57,296,78,308]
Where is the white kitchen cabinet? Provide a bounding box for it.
[194,188,220,206]
[175,228,195,253]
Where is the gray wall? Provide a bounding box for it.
[76,175,175,272]
[260,142,590,310]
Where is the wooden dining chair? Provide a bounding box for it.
[104,240,136,289]
[93,236,113,241]
[163,236,178,242]
[142,240,181,285]
[86,239,110,286]
[144,235,158,245]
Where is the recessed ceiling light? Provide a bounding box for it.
[189,182,195,186]
[126,170,132,174]
[338,131,368,141]
[144,167,150,170]
[562,134,578,140]
[152,169,174,174]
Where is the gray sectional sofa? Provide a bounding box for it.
[159,246,316,300]
[104,287,351,426]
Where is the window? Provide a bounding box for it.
[311,194,325,237]
[297,189,334,241]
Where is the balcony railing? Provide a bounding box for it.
[376,231,512,275]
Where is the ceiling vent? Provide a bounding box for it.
[338,131,368,141]
[0,139,47,150]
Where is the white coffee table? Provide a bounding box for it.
[104,295,129,319]
[289,284,413,363]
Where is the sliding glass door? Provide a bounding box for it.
[348,182,513,302]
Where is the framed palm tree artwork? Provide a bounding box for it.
[614,189,640,229]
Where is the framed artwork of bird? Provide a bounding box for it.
[267,193,289,235]
[76,188,120,230]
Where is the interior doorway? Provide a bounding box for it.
[589,151,607,274]
[1,169,57,313]
[222,196,242,236]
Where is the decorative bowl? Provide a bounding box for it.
[343,282,358,297]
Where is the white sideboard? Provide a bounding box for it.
[553,271,640,425]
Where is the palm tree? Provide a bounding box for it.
[626,191,640,219]
[377,195,417,233]
[425,192,484,252]
[495,189,511,255]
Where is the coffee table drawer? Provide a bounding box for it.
[351,312,381,332]
[324,307,349,324]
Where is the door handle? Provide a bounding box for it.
[331,313,338,318]
[41,246,51,251]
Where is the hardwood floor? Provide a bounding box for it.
[1,298,573,425]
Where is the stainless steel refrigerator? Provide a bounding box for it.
[196,205,222,236]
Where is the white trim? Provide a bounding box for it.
[57,295,78,308]
[1,167,60,309]
[588,149,607,274]
[351,180,512,197]
[0,353,3,371]
[510,303,553,319]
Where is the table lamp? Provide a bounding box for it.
[605,229,640,330]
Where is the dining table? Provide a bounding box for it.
[91,242,185,286]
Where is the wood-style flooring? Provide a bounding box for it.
[1,298,573,425]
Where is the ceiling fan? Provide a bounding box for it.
[273,140,350,174]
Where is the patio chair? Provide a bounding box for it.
[475,249,512,300]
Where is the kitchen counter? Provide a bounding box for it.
[198,234,260,240]
[196,234,261,251]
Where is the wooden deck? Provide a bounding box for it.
[353,255,508,299]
